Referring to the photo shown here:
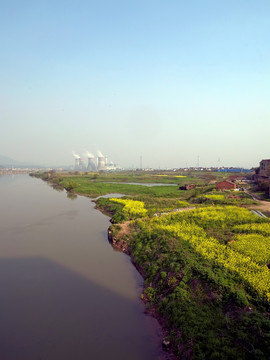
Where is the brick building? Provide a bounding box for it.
[259,159,270,177]
[216,180,236,190]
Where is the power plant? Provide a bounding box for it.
[72,150,115,171]
[75,158,80,170]
[87,156,97,171]
[97,151,106,171]
[86,152,97,171]
[72,152,87,171]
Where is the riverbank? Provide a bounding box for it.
[30,171,270,359]
[94,202,177,359]
[106,207,270,359]
[107,221,177,358]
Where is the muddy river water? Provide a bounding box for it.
[0,174,165,360]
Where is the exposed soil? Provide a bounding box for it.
[245,190,270,213]
[108,221,131,254]
[117,221,131,237]
[250,201,270,212]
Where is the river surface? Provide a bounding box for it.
[0,175,165,360]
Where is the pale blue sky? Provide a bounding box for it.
[1,0,269,168]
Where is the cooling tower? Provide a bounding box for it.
[79,158,86,171]
[97,156,106,171]
[75,158,80,170]
[87,156,97,171]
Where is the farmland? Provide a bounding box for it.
[109,202,270,359]
[33,170,270,359]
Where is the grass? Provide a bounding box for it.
[71,180,181,197]
[62,171,196,185]
[124,206,270,358]
[31,170,270,359]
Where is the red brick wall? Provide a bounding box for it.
[216,181,236,190]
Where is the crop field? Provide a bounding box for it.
[125,205,270,358]
[32,170,270,359]
[109,198,147,218]
[233,222,270,236]
[139,206,270,301]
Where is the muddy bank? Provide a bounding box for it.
[107,222,177,360]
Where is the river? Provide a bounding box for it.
[0,174,165,360]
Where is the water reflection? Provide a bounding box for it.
[0,174,166,360]
[66,192,77,200]
[0,256,162,360]
[51,184,64,192]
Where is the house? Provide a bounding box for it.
[228,175,243,182]
[216,180,236,190]
[259,159,270,177]
[254,159,270,198]
[179,184,196,190]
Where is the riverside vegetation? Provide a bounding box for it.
[32,171,270,359]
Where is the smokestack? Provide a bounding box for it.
[72,151,81,170]
[79,158,86,171]
[75,158,80,170]
[85,151,97,171]
[97,150,106,171]
[87,156,96,171]
[97,156,106,171]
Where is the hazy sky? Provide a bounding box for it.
[1,0,269,168]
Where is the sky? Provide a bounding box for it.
[0,0,269,169]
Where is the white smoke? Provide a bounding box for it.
[72,151,80,159]
[85,151,95,158]
[97,150,104,158]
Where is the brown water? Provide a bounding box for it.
[0,174,165,360]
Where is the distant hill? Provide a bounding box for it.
[0,154,40,168]
[0,154,21,166]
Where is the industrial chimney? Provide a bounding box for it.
[74,158,79,170]
[72,152,81,170]
[87,156,97,171]
[97,156,106,171]
[79,158,86,171]
[97,151,106,171]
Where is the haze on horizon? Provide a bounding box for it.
[0,1,269,169]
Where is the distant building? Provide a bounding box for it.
[254,159,270,198]
[218,168,251,173]
[259,159,270,177]
[179,184,196,190]
[216,180,236,190]
[228,175,243,182]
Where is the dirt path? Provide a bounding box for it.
[245,190,270,212]
[248,201,270,212]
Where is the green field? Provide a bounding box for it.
[31,170,270,359]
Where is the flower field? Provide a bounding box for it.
[130,205,270,357]
[157,223,270,301]
[233,222,270,236]
[204,194,225,200]
[149,205,264,229]
[33,170,270,359]
[136,206,270,302]
[109,198,147,218]
[229,234,270,266]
